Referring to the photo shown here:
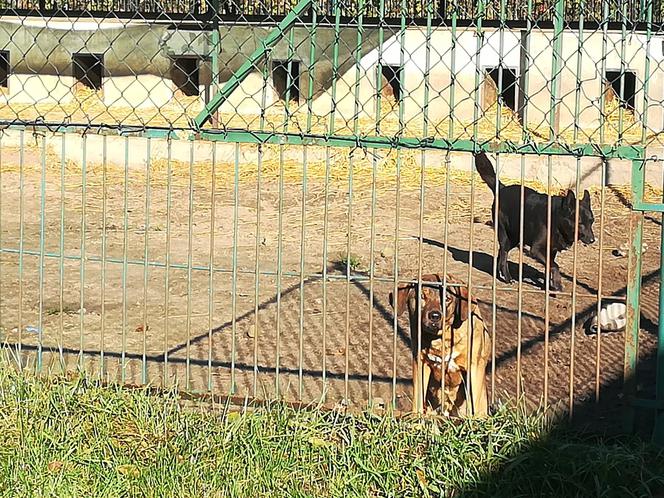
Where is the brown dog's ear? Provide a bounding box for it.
[389,285,413,317]
[450,284,476,328]
[457,285,470,321]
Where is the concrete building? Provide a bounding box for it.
[0,17,660,137]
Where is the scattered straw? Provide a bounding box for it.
[0,88,661,148]
[1,140,659,214]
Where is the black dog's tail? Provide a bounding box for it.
[474,152,503,194]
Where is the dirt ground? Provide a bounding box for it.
[0,143,660,423]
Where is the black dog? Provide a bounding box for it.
[474,151,595,291]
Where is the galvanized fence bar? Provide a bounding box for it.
[58,135,66,369]
[298,145,308,401]
[17,130,24,368]
[344,151,354,403]
[516,153,526,397]
[322,146,330,398]
[275,135,285,399]
[142,138,151,385]
[185,142,195,390]
[121,136,130,384]
[208,144,217,392]
[253,144,262,397]
[231,142,240,394]
[163,139,173,388]
[568,155,581,418]
[595,158,607,401]
[367,0,386,407]
[100,135,108,378]
[514,0,533,400]
[391,0,408,410]
[79,136,88,371]
[37,135,46,373]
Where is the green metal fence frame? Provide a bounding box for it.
[1,0,663,442]
[184,0,662,437]
[629,157,664,444]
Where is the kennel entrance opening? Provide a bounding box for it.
[72,53,104,92]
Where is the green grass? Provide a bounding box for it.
[335,253,364,273]
[0,368,662,497]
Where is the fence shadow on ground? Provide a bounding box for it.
[2,261,661,494]
[421,236,600,294]
[4,257,658,408]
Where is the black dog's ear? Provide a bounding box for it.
[581,189,591,204]
[563,190,576,210]
[389,285,413,317]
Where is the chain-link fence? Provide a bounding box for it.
[0,0,662,145]
[0,0,661,433]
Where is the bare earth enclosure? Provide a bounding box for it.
[0,142,659,423]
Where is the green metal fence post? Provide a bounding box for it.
[624,158,645,433]
[210,0,221,127]
[549,0,564,140]
[655,205,664,444]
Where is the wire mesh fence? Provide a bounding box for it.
[1,0,664,21]
[0,0,660,428]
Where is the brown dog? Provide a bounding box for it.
[389,274,492,416]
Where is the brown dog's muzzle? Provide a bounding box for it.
[389,274,466,336]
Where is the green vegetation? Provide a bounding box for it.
[0,368,661,497]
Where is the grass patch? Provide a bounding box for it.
[335,253,364,273]
[0,368,661,497]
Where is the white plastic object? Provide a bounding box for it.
[588,303,627,335]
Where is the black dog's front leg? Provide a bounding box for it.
[497,247,513,284]
[549,255,563,292]
[529,242,563,292]
[497,227,514,284]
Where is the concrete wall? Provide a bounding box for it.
[0,18,662,136]
[0,19,211,106]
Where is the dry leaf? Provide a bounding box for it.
[308,436,329,448]
[227,412,241,422]
[47,461,65,473]
[416,468,428,488]
[117,464,140,477]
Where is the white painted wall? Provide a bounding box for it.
[1,74,76,104]
[0,24,662,138]
[103,75,174,109]
[301,27,664,135]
